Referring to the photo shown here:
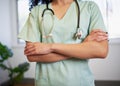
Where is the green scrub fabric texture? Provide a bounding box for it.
[18,0,107,86]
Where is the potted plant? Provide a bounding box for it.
[0,42,30,86]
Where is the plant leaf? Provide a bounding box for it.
[12,62,30,73]
[18,62,30,73]
[0,42,13,61]
[0,64,8,70]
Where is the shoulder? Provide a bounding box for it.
[78,0,99,9]
[31,4,46,13]
[29,4,46,17]
[77,0,100,13]
[78,0,97,5]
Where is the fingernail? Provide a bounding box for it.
[106,32,108,34]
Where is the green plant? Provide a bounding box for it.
[0,42,30,86]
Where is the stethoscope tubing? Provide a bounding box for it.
[42,5,54,17]
[74,0,80,28]
[41,0,81,42]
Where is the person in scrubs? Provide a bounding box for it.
[18,0,108,86]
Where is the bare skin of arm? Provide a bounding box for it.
[24,29,108,62]
[51,40,108,59]
[26,52,69,62]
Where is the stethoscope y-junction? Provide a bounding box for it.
[41,0,82,41]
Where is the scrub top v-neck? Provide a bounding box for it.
[49,2,74,21]
[41,2,79,44]
[18,0,107,86]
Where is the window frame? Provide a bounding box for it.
[10,0,25,47]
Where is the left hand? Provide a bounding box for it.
[84,29,108,42]
[24,42,52,55]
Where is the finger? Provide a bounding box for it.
[25,50,36,55]
[96,38,108,42]
[25,47,35,53]
[26,43,34,46]
[24,47,35,55]
[95,31,108,34]
[101,36,108,40]
[97,35,108,39]
[95,32,108,37]
[95,36,108,41]
[24,49,35,55]
[91,29,102,34]
[25,45,33,50]
[25,43,35,49]
[90,31,108,38]
[91,29,108,35]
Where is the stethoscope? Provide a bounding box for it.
[41,0,82,41]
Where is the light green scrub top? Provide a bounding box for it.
[18,0,107,86]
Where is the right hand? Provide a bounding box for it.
[24,42,53,56]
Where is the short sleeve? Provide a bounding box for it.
[18,6,41,42]
[88,1,107,33]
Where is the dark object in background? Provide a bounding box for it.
[95,80,120,86]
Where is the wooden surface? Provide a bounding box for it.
[1,78,34,86]
[1,79,120,86]
[14,78,34,86]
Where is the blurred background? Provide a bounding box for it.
[0,0,120,85]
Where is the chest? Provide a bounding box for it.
[39,2,91,43]
[51,3,72,20]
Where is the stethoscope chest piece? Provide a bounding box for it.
[73,28,82,40]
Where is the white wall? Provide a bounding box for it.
[0,0,11,46]
[90,42,120,80]
[0,0,11,83]
[0,0,120,84]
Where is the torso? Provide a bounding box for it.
[34,1,105,86]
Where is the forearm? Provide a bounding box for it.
[26,53,70,62]
[25,30,108,60]
[51,40,108,59]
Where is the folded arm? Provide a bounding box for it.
[51,40,108,59]
[51,30,108,59]
[25,29,108,62]
[26,52,69,62]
